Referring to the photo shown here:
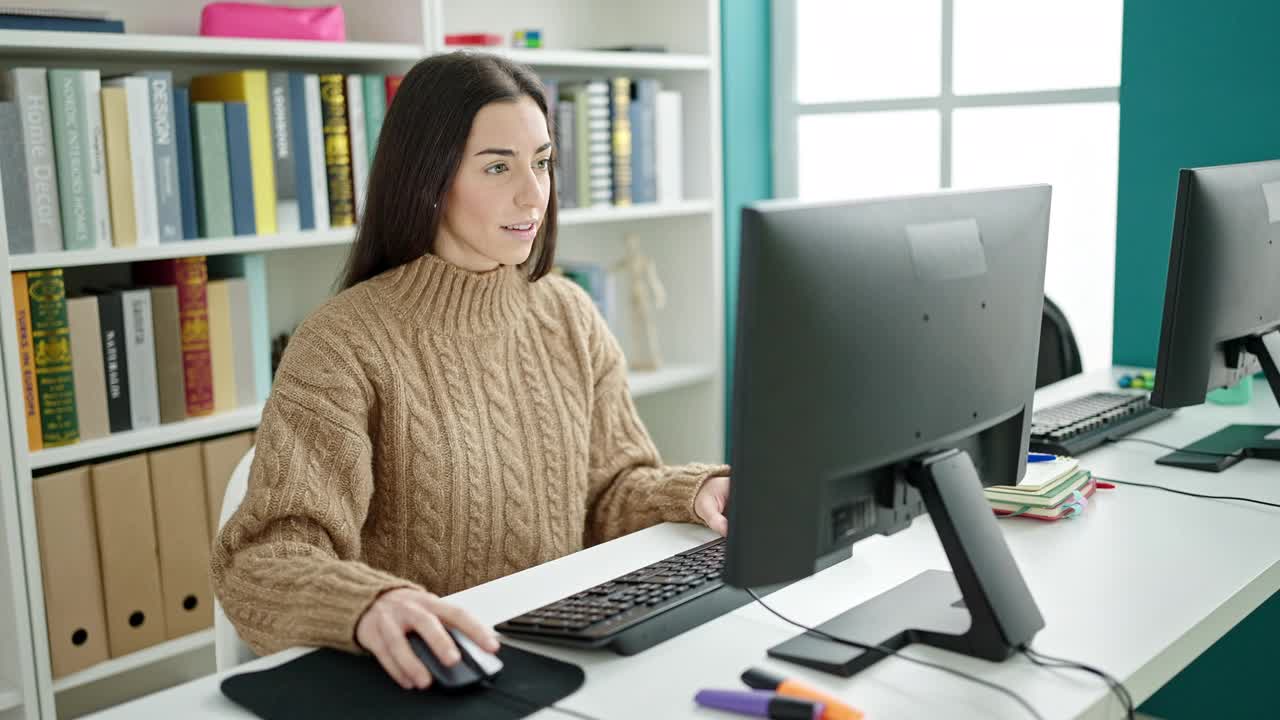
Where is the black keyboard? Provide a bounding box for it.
[1030,391,1174,457]
[495,538,752,655]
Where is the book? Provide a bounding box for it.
[0,101,34,254]
[318,74,354,227]
[65,296,109,440]
[80,70,111,249]
[48,69,95,250]
[2,68,63,253]
[989,456,1081,493]
[99,85,137,247]
[385,75,403,105]
[120,288,160,429]
[267,72,300,233]
[172,86,199,239]
[104,76,159,246]
[302,74,330,231]
[991,478,1098,520]
[224,102,257,236]
[206,279,238,412]
[11,272,42,450]
[190,71,278,234]
[345,74,368,220]
[0,15,122,32]
[655,90,683,203]
[583,80,612,207]
[629,79,659,204]
[190,102,234,238]
[136,258,213,417]
[149,286,187,423]
[610,77,633,206]
[140,71,182,243]
[362,74,386,169]
[984,469,1092,508]
[94,290,132,433]
[26,269,78,447]
[207,255,271,402]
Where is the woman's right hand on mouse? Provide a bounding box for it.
[356,587,501,690]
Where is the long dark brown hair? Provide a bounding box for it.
[339,52,558,290]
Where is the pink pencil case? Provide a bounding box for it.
[199,2,346,42]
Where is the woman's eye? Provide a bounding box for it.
[535,157,551,170]
[486,163,508,175]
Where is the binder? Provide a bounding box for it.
[91,454,168,655]
[148,443,214,637]
[201,432,253,540]
[33,466,110,677]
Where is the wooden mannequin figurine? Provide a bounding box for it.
[614,233,666,371]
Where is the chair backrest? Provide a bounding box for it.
[213,445,257,671]
[1036,296,1083,388]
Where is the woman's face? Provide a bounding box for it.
[435,95,553,272]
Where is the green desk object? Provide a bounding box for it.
[1207,374,1253,405]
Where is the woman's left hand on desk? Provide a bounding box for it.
[695,475,731,536]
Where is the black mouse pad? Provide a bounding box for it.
[221,644,586,720]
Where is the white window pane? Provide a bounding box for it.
[953,0,1123,95]
[796,0,941,103]
[797,111,940,201]
[951,103,1119,371]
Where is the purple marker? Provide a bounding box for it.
[695,689,824,720]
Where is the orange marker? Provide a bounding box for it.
[741,667,864,720]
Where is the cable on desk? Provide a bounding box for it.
[1095,476,1280,510]
[1019,646,1134,720]
[1104,436,1241,458]
[479,678,604,720]
[745,588,1046,720]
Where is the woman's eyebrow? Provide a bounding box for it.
[474,142,552,157]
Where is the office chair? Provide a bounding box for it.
[213,446,257,671]
[1036,296,1083,388]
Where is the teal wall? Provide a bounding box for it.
[1116,3,1279,715]
[721,0,773,448]
[1114,0,1280,366]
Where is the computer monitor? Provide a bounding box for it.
[1149,159,1280,471]
[723,185,1052,678]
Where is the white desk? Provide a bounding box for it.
[90,369,1280,720]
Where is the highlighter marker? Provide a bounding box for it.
[695,689,823,720]
[741,668,865,720]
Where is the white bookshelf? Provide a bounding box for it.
[0,1,724,717]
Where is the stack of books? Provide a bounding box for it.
[985,455,1095,521]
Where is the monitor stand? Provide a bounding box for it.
[1156,330,1280,473]
[767,448,1045,677]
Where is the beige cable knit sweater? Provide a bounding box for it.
[210,252,729,656]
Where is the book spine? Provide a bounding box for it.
[11,273,42,450]
[303,75,330,231]
[96,291,132,433]
[573,88,590,208]
[0,102,35,254]
[148,286,186,423]
[10,68,64,252]
[361,74,386,168]
[26,269,78,446]
[191,102,233,238]
[287,74,315,231]
[555,97,577,209]
[172,86,198,239]
[610,77,633,207]
[224,102,257,235]
[630,79,658,205]
[584,80,612,207]
[175,257,214,416]
[385,75,402,105]
[113,77,159,246]
[268,72,300,233]
[319,74,354,227]
[141,71,182,243]
[80,70,112,248]
[345,75,368,221]
[120,289,159,429]
[242,71,277,234]
[48,69,93,250]
[65,297,108,440]
[225,277,257,408]
[242,255,271,402]
[0,16,123,32]
[206,280,237,412]
[655,90,683,203]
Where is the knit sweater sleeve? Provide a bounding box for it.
[210,314,418,656]
[575,287,731,545]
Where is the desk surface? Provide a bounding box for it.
[91,369,1280,720]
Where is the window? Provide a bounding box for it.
[774,0,1124,371]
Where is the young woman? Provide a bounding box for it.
[210,52,732,690]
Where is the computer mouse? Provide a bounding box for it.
[407,627,504,690]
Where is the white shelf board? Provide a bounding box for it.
[0,682,20,712]
[29,404,263,470]
[560,200,712,225]
[628,364,716,398]
[469,47,710,71]
[0,30,422,63]
[52,628,214,693]
[10,228,357,271]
